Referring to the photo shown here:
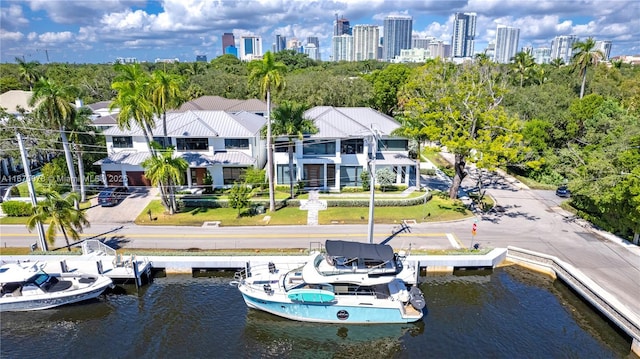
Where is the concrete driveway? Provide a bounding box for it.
[85,187,158,224]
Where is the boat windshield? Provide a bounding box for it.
[31,272,50,286]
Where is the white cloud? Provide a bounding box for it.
[0,29,24,42]
[38,31,73,43]
[0,4,29,31]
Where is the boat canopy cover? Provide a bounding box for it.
[325,240,394,261]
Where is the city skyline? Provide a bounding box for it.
[1,0,638,64]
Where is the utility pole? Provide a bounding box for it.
[367,126,380,244]
[16,133,47,251]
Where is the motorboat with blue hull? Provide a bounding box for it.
[0,262,114,312]
[234,240,426,324]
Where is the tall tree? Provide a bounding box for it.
[270,101,318,198]
[141,145,189,214]
[572,37,604,99]
[511,51,535,87]
[110,63,155,152]
[248,51,287,212]
[29,78,78,193]
[15,57,40,91]
[399,59,523,199]
[26,190,89,251]
[68,107,96,202]
[365,63,411,116]
[151,70,184,147]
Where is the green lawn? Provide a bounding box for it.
[135,195,470,227]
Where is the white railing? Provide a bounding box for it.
[81,240,116,257]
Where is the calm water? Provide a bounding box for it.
[0,266,632,359]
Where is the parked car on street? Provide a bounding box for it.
[555,185,571,198]
[97,187,128,207]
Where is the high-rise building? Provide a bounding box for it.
[429,41,450,59]
[412,36,436,49]
[334,15,351,36]
[493,25,520,63]
[307,36,319,48]
[239,36,262,61]
[275,34,287,52]
[532,47,551,64]
[304,43,320,61]
[222,33,235,54]
[383,15,412,61]
[332,34,353,61]
[307,37,320,60]
[595,40,612,61]
[196,55,207,62]
[353,25,379,61]
[551,35,578,64]
[451,12,477,58]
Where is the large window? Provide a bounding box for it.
[176,138,208,151]
[277,164,297,185]
[274,141,289,153]
[341,139,364,154]
[379,139,408,151]
[340,166,364,187]
[223,167,246,185]
[112,136,133,148]
[153,137,170,148]
[303,140,336,156]
[224,138,249,149]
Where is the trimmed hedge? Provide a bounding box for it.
[176,192,432,210]
[1,201,33,217]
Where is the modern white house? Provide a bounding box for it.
[272,106,417,191]
[95,110,267,189]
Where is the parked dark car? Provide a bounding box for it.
[555,185,571,198]
[98,187,128,207]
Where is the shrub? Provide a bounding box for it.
[1,200,33,217]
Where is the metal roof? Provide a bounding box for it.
[177,96,267,113]
[95,150,255,167]
[102,110,266,138]
[375,151,415,166]
[93,151,152,166]
[304,107,401,139]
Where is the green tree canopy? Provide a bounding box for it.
[399,59,523,199]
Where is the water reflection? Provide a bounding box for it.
[243,309,424,358]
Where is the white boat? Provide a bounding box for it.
[234,240,426,324]
[0,262,114,312]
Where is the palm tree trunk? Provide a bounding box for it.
[580,71,587,99]
[288,142,295,198]
[266,91,276,212]
[74,143,87,202]
[60,225,72,252]
[60,127,78,193]
[169,179,176,215]
[162,111,168,147]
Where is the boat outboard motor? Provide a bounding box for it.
[268,262,276,274]
[409,286,426,310]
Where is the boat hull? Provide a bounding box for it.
[241,292,422,324]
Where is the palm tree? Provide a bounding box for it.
[15,57,40,91]
[511,51,535,87]
[248,51,287,212]
[550,58,565,68]
[26,190,89,251]
[270,101,318,198]
[110,63,155,152]
[572,37,604,99]
[141,145,189,214]
[29,78,78,193]
[150,70,184,147]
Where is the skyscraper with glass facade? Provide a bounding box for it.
[451,12,477,58]
[382,15,412,61]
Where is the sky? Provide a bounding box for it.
[1,0,639,64]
